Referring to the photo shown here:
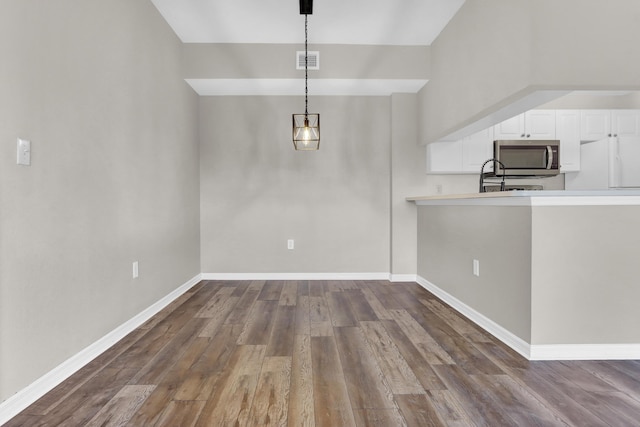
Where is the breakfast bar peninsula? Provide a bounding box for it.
[407,190,640,360]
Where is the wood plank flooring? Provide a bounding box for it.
[5,280,640,426]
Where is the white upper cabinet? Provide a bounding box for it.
[555,110,581,172]
[612,110,640,138]
[493,110,556,140]
[426,128,493,174]
[525,110,557,139]
[462,127,494,172]
[581,110,640,141]
[426,109,640,175]
[493,114,525,139]
[580,110,611,141]
[426,140,462,174]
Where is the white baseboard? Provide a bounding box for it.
[529,344,640,360]
[389,274,418,283]
[0,274,203,425]
[203,272,417,283]
[416,275,640,361]
[201,272,390,281]
[416,275,532,359]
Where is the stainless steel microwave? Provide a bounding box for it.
[493,140,560,176]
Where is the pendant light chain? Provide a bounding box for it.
[292,1,319,150]
[304,13,309,116]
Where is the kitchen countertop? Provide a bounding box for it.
[407,189,640,206]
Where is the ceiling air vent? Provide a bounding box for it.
[296,51,320,70]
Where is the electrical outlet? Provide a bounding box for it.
[287,239,294,250]
[132,261,139,279]
[436,184,443,194]
[473,259,480,277]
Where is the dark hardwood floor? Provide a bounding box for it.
[4,280,640,426]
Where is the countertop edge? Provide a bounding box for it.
[406,190,640,206]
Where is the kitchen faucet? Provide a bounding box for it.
[479,158,506,193]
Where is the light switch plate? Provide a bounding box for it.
[473,259,480,277]
[17,138,31,166]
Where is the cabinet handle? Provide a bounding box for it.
[608,133,612,137]
[526,134,531,138]
[521,134,525,137]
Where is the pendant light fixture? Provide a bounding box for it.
[292,0,320,150]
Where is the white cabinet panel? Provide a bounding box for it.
[580,110,640,141]
[612,110,640,138]
[580,110,610,141]
[564,138,610,190]
[526,110,556,139]
[462,127,494,172]
[426,129,493,174]
[493,114,525,139]
[493,110,556,140]
[426,140,462,173]
[555,110,581,172]
[614,136,640,187]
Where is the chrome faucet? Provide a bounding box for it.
[479,158,506,193]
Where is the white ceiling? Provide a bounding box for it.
[150,0,466,46]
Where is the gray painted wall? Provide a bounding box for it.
[0,0,200,401]
[419,0,533,143]
[391,94,429,275]
[531,206,640,344]
[417,206,533,342]
[417,203,640,347]
[420,0,640,143]
[199,96,391,274]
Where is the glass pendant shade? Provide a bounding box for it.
[292,113,320,150]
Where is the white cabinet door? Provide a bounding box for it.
[493,110,556,140]
[525,110,556,139]
[426,140,462,173]
[493,114,525,140]
[555,110,581,172]
[614,136,640,187]
[580,110,640,141]
[611,110,640,138]
[612,113,640,187]
[580,110,611,141]
[426,129,493,174]
[564,138,610,190]
[462,127,494,172]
